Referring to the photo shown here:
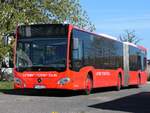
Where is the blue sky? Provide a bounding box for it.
[80,0,150,58]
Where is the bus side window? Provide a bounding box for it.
[137,55,142,70]
[72,38,83,70]
[144,57,147,70]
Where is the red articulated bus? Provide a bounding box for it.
[13,24,147,94]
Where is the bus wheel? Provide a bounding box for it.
[116,76,121,91]
[84,75,93,95]
[136,76,140,88]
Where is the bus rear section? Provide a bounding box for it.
[123,42,147,87]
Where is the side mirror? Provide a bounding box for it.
[73,38,79,50]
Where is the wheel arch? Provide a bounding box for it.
[87,71,93,80]
[138,72,141,84]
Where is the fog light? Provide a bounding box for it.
[14,78,22,85]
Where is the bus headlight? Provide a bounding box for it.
[14,78,22,85]
[58,77,70,85]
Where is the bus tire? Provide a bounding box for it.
[116,75,121,91]
[136,75,141,88]
[84,74,93,95]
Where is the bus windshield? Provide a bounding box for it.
[16,38,67,72]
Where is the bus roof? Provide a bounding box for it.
[124,42,147,51]
[123,42,137,47]
[137,45,147,51]
[99,34,117,40]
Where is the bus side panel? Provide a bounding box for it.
[92,69,118,88]
[128,71,139,85]
[128,71,147,85]
[140,71,147,84]
[69,68,120,90]
[70,67,121,90]
[73,67,124,89]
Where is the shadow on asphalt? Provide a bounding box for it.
[88,92,150,113]
[0,86,138,97]
[0,89,82,97]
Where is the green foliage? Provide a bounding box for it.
[0,0,95,34]
[0,81,13,90]
[0,0,95,61]
[119,30,141,44]
[0,36,11,63]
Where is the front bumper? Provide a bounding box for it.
[14,77,75,90]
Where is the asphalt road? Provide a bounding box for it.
[0,83,150,113]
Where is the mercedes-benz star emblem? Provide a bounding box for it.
[37,78,42,83]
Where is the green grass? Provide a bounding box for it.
[0,81,13,89]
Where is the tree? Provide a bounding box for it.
[119,30,141,44]
[0,0,95,63]
[0,37,10,63]
[0,34,14,65]
[0,0,95,34]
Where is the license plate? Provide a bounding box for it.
[34,85,46,89]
